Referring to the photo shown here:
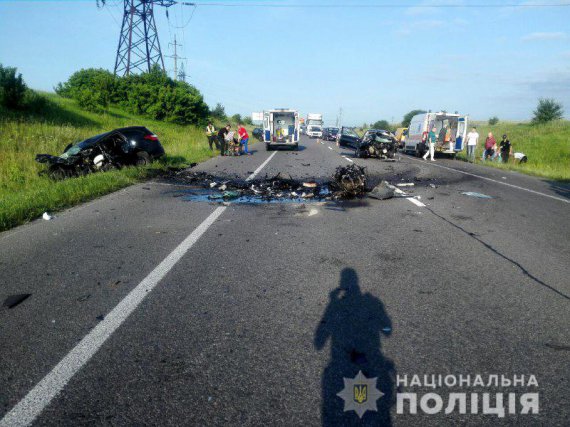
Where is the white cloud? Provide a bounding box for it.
[522,32,567,42]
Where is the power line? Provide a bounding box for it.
[189,2,570,8]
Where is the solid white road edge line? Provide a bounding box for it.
[1,152,279,427]
[0,207,226,427]
[407,156,569,204]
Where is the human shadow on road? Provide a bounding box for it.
[314,268,396,426]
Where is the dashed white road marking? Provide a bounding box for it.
[406,156,569,204]
[246,151,277,181]
[386,183,426,207]
[343,156,354,163]
[0,152,279,427]
[328,146,333,150]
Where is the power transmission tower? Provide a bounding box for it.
[166,35,186,80]
[178,62,187,82]
[112,0,176,76]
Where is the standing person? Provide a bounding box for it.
[484,132,496,161]
[206,122,217,150]
[499,134,511,163]
[423,126,437,161]
[465,127,479,162]
[217,124,231,156]
[237,123,251,155]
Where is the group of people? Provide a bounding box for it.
[422,125,513,164]
[206,122,252,156]
[465,127,512,163]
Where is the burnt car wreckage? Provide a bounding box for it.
[36,127,165,179]
[167,164,393,201]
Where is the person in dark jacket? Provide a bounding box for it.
[217,124,231,156]
[499,134,511,163]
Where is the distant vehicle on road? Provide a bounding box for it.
[300,124,307,135]
[307,124,323,138]
[405,112,468,157]
[36,126,164,179]
[252,127,263,141]
[394,127,408,149]
[306,113,323,127]
[263,109,300,151]
[355,129,397,159]
[322,127,339,141]
[337,126,361,148]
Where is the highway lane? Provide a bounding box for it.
[1,136,569,426]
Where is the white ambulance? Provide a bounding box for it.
[404,112,468,157]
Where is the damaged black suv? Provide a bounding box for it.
[36,126,165,179]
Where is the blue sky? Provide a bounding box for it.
[1,0,569,125]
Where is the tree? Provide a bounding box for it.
[532,98,564,124]
[488,116,499,125]
[372,120,392,131]
[0,64,27,109]
[362,122,368,129]
[402,109,427,128]
[211,103,226,119]
[242,115,253,125]
[231,113,242,124]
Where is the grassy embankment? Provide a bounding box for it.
[455,120,570,182]
[0,93,249,232]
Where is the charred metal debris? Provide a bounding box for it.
[165,164,391,201]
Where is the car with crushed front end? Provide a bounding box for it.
[35,126,164,179]
[355,129,398,159]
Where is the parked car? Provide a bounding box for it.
[355,129,397,159]
[337,127,361,148]
[35,126,164,179]
[322,127,339,141]
[252,127,264,141]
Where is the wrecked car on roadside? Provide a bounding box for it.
[355,129,397,160]
[35,126,165,179]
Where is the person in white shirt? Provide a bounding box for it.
[465,127,479,162]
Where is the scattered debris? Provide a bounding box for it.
[429,183,437,188]
[3,294,32,309]
[461,191,492,199]
[77,294,91,302]
[396,183,415,187]
[96,314,105,321]
[382,326,392,333]
[42,212,54,221]
[330,164,367,197]
[368,181,394,200]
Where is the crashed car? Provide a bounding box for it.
[355,129,397,159]
[36,126,165,179]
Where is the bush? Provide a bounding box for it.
[211,103,226,119]
[0,64,27,109]
[532,98,564,124]
[488,116,499,125]
[56,66,209,125]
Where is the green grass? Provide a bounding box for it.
[0,93,236,231]
[456,120,570,182]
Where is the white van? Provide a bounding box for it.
[405,112,468,157]
[263,109,300,151]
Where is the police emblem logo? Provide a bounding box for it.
[338,371,384,418]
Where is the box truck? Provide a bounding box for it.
[263,109,300,151]
[405,112,468,157]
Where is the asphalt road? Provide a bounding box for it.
[1,136,569,426]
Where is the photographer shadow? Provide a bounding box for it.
[314,268,396,426]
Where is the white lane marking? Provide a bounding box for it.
[246,151,277,181]
[1,152,280,427]
[406,156,569,204]
[386,183,426,207]
[328,146,333,150]
[0,207,226,427]
[342,156,354,163]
